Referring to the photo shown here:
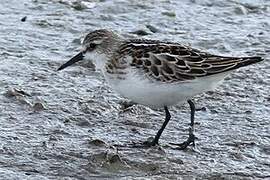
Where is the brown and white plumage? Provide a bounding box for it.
[58,29,263,108]
[58,29,264,149]
[107,39,262,82]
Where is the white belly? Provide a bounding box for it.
[104,70,229,108]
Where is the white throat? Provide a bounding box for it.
[84,51,108,71]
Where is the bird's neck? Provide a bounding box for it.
[85,51,109,72]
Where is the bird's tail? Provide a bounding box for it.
[203,55,264,75]
[233,56,264,69]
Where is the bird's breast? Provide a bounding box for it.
[102,68,230,108]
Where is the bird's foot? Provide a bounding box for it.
[129,137,159,148]
[169,127,197,150]
[195,106,206,112]
[119,100,137,111]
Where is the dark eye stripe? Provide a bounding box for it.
[90,43,97,48]
[86,43,97,51]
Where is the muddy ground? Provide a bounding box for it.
[0,0,269,179]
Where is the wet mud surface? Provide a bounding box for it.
[0,0,269,179]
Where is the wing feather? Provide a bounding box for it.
[115,40,263,82]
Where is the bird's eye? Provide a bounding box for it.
[89,43,97,49]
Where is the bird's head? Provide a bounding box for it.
[58,29,121,71]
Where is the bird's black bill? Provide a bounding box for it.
[57,52,84,71]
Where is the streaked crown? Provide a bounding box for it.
[82,29,121,54]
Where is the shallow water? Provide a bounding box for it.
[0,0,269,179]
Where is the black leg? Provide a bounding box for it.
[126,102,197,149]
[170,99,196,150]
[187,99,195,127]
[127,106,171,148]
[147,106,171,146]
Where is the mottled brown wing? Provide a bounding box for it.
[128,43,262,82]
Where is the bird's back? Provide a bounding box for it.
[105,39,263,83]
[101,38,264,107]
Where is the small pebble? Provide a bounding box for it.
[130,29,150,36]
[245,110,252,114]
[146,24,160,33]
[131,128,139,133]
[5,88,31,97]
[234,5,248,15]
[170,158,184,164]
[88,139,107,146]
[109,154,121,164]
[72,1,87,10]
[162,11,176,17]
[21,16,27,22]
[33,102,45,111]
